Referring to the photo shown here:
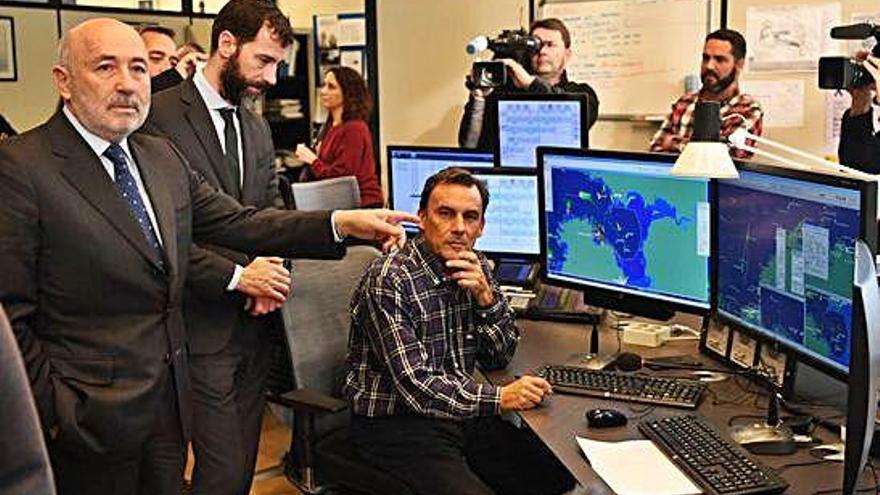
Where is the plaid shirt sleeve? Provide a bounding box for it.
[723,95,764,160]
[473,272,520,371]
[358,266,502,418]
[649,96,692,153]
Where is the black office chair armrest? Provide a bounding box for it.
[278,388,348,414]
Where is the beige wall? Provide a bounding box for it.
[377,0,529,189]
[276,0,364,29]
[0,7,59,133]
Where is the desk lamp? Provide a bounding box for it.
[670,101,876,180]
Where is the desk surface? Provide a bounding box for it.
[486,317,860,494]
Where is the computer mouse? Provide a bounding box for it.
[585,408,628,428]
[729,423,797,455]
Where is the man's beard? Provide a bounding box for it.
[220,50,269,103]
[701,67,737,95]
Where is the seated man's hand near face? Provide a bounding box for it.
[445,249,494,307]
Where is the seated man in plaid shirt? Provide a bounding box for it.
[650,29,764,159]
[343,168,576,495]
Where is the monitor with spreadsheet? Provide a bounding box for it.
[716,162,878,378]
[538,148,712,317]
[495,93,589,169]
[387,146,494,231]
[469,168,540,257]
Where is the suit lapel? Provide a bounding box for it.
[51,113,166,272]
[129,135,178,278]
[181,80,241,200]
[239,111,261,205]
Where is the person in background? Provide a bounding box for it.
[141,26,208,94]
[295,66,383,207]
[838,49,880,174]
[650,29,763,159]
[458,17,599,151]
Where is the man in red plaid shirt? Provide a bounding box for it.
[650,29,763,159]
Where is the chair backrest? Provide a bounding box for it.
[291,176,360,211]
[0,306,56,495]
[279,245,381,436]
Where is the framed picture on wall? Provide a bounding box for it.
[0,17,17,81]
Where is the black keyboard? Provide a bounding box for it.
[639,415,789,495]
[538,365,706,409]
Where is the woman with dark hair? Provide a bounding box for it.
[296,67,383,207]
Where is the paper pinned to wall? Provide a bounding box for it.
[740,79,805,128]
[745,3,842,71]
[824,90,852,156]
[340,50,364,75]
[337,16,366,47]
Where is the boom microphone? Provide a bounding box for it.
[830,23,877,40]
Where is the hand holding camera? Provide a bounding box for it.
[849,50,880,116]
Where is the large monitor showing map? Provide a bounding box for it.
[538,148,712,315]
[495,93,590,168]
[471,169,540,256]
[717,163,878,376]
[387,146,494,231]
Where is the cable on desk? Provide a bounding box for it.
[777,459,831,473]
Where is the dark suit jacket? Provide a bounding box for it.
[146,78,291,355]
[0,111,341,456]
[151,68,184,94]
[0,306,55,495]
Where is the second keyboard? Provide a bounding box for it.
[538,365,706,409]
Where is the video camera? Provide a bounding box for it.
[466,29,542,89]
[818,23,880,90]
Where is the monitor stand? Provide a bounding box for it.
[570,318,619,370]
[729,385,796,455]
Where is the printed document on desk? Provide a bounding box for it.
[576,437,701,495]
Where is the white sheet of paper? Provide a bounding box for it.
[824,91,852,157]
[745,3,842,71]
[740,79,805,128]
[576,437,701,495]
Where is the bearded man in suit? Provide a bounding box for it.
[145,2,324,493]
[0,17,414,495]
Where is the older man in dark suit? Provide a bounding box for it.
[0,18,413,495]
[145,2,310,493]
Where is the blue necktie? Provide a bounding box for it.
[103,143,164,266]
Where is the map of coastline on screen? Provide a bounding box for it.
[717,171,862,372]
[543,155,711,308]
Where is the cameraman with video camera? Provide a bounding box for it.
[839,49,880,174]
[458,18,599,150]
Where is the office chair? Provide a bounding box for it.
[290,176,361,211]
[264,246,413,495]
[0,305,56,495]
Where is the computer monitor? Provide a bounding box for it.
[495,93,590,169]
[538,148,713,318]
[716,162,878,379]
[469,168,540,258]
[387,146,494,228]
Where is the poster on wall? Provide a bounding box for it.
[740,79,805,128]
[0,17,17,81]
[745,3,842,72]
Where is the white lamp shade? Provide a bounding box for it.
[671,142,739,179]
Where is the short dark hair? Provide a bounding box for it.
[326,66,372,123]
[210,0,295,53]
[529,18,571,48]
[419,168,490,215]
[139,25,176,40]
[706,29,747,60]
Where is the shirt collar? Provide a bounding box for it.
[193,68,235,111]
[62,105,134,161]
[411,235,449,287]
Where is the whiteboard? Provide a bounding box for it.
[540,0,711,117]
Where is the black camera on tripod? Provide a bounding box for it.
[818,23,880,90]
[466,29,542,89]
